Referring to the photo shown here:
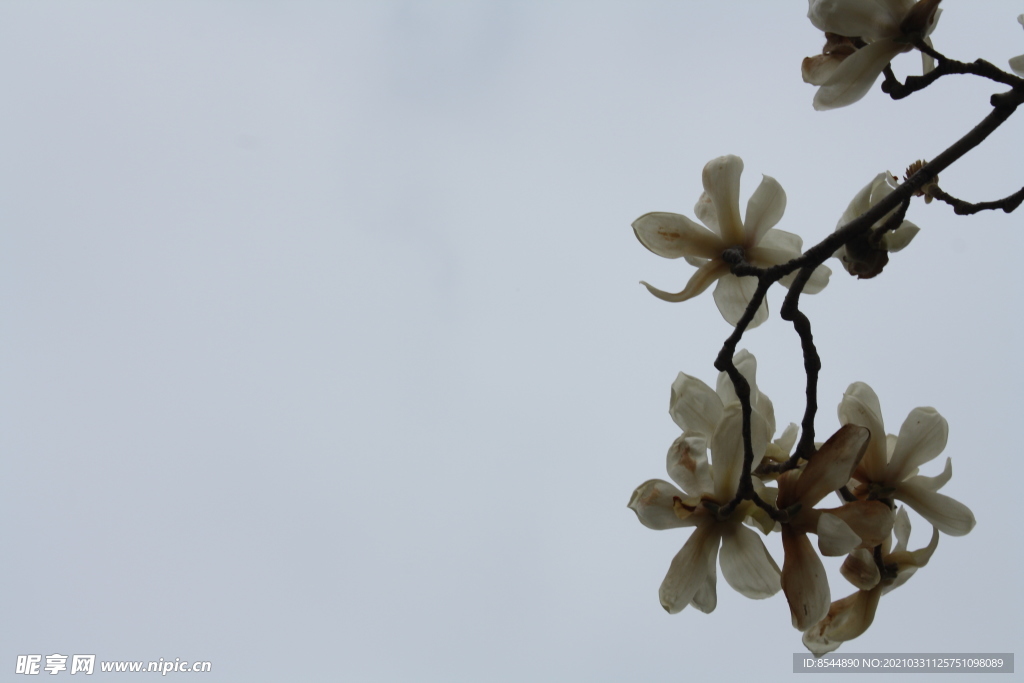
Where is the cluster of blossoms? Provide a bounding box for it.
[628,352,974,653]
[621,0,1024,654]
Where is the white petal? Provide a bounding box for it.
[711,403,769,502]
[813,39,906,111]
[893,506,912,553]
[659,523,721,614]
[881,221,919,252]
[627,479,698,530]
[669,372,723,436]
[715,349,757,406]
[693,191,720,236]
[666,434,714,497]
[807,0,906,41]
[689,542,719,613]
[747,228,802,267]
[719,523,782,599]
[782,528,831,630]
[1010,54,1024,77]
[886,407,948,482]
[838,173,886,229]
[640,258,730,303]
[779,263,832,295]
[632,212,725,260]
[817,513,863,557]
[701,155,745,245]
[773,423,800,459]
[895,479,976,536]
[803,53,846,86]
[744,174,787,247]
[713,273,769,329]
[910,456,952,492]
[838,382,888,483]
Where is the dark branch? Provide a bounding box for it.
[931,185,1024,215]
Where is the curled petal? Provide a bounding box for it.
[813,39,906,111]
[744,174,787,247]
[640,259,730,303]
[886,407,948,482]
[666,434,713,498]
[669,372,723,436]
[885,525,939,593]
[841,548,880,590]
[782,528,830,631]
[911,456,952,492]
[720,523,782,599]
[713,273,769,329]
[659,522,721,614]
[701,155,745,244]
[802,587,883,655]
[895,478,976,536]
[627,479,699,530]
[632,212,725,260]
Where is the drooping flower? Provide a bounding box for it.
[803,0,943,110]
[633,155,830,328]
[776,425,893,631]
[838,382,975,536]
[1010,15,1024,77]
[628,351,784,613]
[803,507,938,654]
[833,172,921,278]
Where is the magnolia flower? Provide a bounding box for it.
[633,155,830,328]
[804,0,942,110]
[776,425,893,631]
[833,172,920,278]
[1011,15,1024,77]
[803,507,938,654]
[838,382,975,536]
[628,351,784,613]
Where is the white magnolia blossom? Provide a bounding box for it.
[1011,15,1024,77]
[803,508,938,654]
[803,0,942,110]
[833,172,920,278]
[632,155,830,329]
[628,351,785,613]
[838,382,975,536]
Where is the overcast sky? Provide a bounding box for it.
[2,2,1023,681]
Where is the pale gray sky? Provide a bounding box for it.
[2,2,1022,681]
